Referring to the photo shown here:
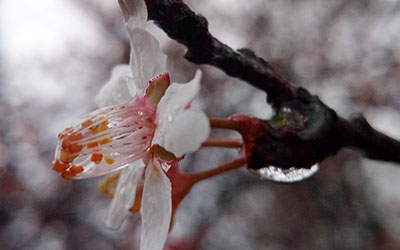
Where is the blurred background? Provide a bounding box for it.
[1,0,400,249]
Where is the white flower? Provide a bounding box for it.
[52,1,210,249]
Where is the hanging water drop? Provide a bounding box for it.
[253,164,319,183]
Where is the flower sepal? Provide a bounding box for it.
[151,144,176,161]
[145,73,170,107]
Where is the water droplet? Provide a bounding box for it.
[253,164,319,183]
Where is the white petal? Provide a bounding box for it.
[95,64,136,107]
[118,0,147,28]
[152,110,210,157]
[152,70,209,156]
[156,70,202,117]
[140,159,172,250]
[105,160,144,229]
[128,28,167,90]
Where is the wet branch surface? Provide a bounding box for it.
[145,0,400,167]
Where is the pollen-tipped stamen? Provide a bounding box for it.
[53,97,157,179]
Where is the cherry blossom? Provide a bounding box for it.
[52,1,210,249]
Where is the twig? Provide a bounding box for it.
[338,116,400,163]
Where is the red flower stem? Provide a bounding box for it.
[188,157,247,184]
[209,118,239,130]
[201,139,243,148]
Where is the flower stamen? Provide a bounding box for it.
[53,97,157,179]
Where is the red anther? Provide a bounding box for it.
[70,165,84,174]
[69,132,83,141]
[68,144,83,154]
[91,154,103,164]
[61,170,75,179]
[62,138,71,149]
[82,119,94,128]
[52,160,69,173]
[86,142,98,149]
[62,132,83,149]
[59,127,74,140]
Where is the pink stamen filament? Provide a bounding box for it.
[188,157,247,184]
[67,128,154,156]
[78,125,154,145]
[77,113,155,144]
[167,158,247,196]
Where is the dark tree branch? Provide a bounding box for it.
[144,0,400,166]
[144,0,296,106]
[338,116,400,163]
